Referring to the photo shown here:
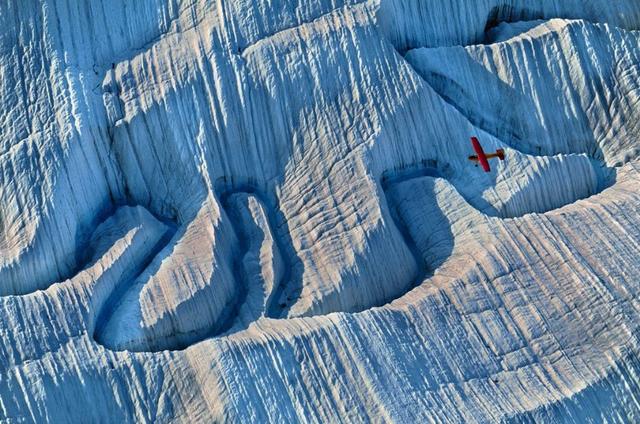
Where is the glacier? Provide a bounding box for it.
[1,0,640,422]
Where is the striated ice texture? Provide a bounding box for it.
[0,0,640,422]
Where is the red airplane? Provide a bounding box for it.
[468,136,505,172]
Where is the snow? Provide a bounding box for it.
[1,0,640,422]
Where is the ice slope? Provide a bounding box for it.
[0,1,122,296]
[405,19,640,166]
[0,0,640,422]
[378,0,640,51]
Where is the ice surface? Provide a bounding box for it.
[405,19,640,165]
[1,0,640,422]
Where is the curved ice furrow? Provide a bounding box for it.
[93,194,238,352]
[97,0,370,81]
[377,0,640,52]
[213,188,287,334]
[403,19,640,166]
[91,211,177,348]
[91,190,262,351]
[239,2,369,55]
[379,158,623,306]
[45,0,182,69]
[0,206,169,368]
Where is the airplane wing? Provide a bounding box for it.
[471,137,491,172]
